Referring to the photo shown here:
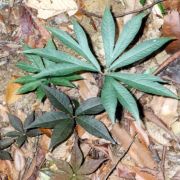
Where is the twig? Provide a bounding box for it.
[153,50,180,75]
[79,0,165,18]
[161,146,167,180]
[104,134,137,180]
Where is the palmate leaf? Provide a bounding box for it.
[42,85,73,114]
[0,150,12,160]
[75,97,104,115]
[109,72,165,82]
[49,78,75,88]
[72,20,101,71]
[0,139,14,150]
[110,37,172,70]
[109,72,177,98]
[16,80,43,94]
[112,12,147,61]
[27,112,70,129]
[15,75,37,84]
[101,8,115,67]
[111,78,140,122]
[16,62,40,73]
[8,114,24,132]
[23,48,97,72]
[46,26,101,72]
[43,39,56,68]
[23,45,44,69]
[70,137,83,172]
[50,119,74,149]
[101,76,117,123]
[16,135,27,147]
[33,63,94,79]
[76,116,115,144]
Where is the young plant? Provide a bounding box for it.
[23,9,177,123]
[26,85,114,149]
[16,40,82,101]
[0,138,14,160]
[6,112,41,147]
[51,138,107,180]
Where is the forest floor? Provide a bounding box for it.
[0,0,180,180]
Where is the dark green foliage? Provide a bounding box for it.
[6,112,41,147]
[26,85,115,150]
[51,138,107,180]
[21,9,177,123]
[15,40,83,101]
[0,138,14,160]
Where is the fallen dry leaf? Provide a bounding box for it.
[13,148,25,172]
[146,121,172,146]
[5,76,22,105]
[75,73,99,100]
[163,0,180,12]
[162,10,180,54]
[26,0,78,19]
[150,85,178,128]
[111,124,157,169]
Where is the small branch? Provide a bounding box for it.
[153,50,180,75]
[104,134,137,180]
[79,0,165,18]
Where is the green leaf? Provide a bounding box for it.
[16,80,42,94]
[36,86,46,101]
[26,129,41,137]
[72,20,101,71]
[70,138,83,172]
[112,12,147,61]
[75,97,104,115]
[16,135,27,147]
[76,116,115,144]
[15,75,37,84]
[111,79,140,121]
[109,72,165,83]
[109,72,177,98]
[24,48,97,72]
[33,63,93,79]
[47,27,100,72]
[6,131,22,137]
[77,158,107,175]
[140,0,146,5]
[26,112,70,129]
[42,85,73,114]
[62,74,83,81]
[23,45,44,69]
[101,8,115,67]
[49,78,75,88]
[50,119,74,149]
[0,150,12,160]
[23,112,35,129]
[0,139,14,150]
[43,39,56,67]
[8,114,24,132]
[101,76,117,123]
[110,38,172,70]
[16,62,40,73]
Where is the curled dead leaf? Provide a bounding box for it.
[162,11,180,54]
[14,148,25,171]
[5,76,22,105]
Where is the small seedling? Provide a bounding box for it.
[6,112,41,147]
[0,138,14,160]
[51,138,107,180]
[15,40,82,101]
[22,9,177,123]
[26,85,115,149]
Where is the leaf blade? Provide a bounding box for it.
[111,79,140,121]
[101,8,115,67]
[76,116,115,144]
[75,97,104,115]
[110,38,172,70]
[112,12,147,61]
[101,76,117,123]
